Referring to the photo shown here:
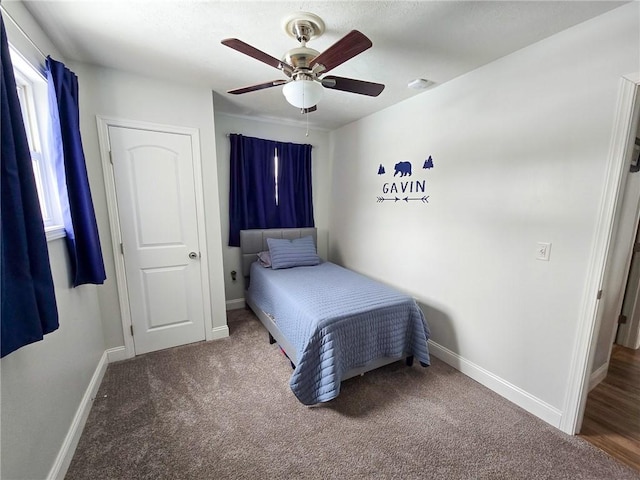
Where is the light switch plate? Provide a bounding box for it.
[536,242,551,261]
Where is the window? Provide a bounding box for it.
[274,147,279,206]
[228,134,314,247]
[9,45,63,238]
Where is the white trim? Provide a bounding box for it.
[561,75,640,435]
[9,43,63,230]
[226,298,246,310]
[189,131,215,342]
[45,225,66,242]
[428,340,562,428]
[588,362,609,391]
[47,351,109,480]
[96,115,214,356]
[96,116,135,360]
[211,325,230,340]
[106,346,128,363]
[216,110,331,133]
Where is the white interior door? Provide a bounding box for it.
[108,125,207,354]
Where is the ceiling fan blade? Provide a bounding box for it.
[321,76,385,97]
[228,79,288,95]
[309,30,372,74]
[221,38,293,73]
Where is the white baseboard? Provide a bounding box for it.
[106,346,128,363]
[211,324,230,340]
[428,340,563,428]
[588,362,609,391]
[47,326,237,480]
[226,298,246,310]
[47,350,109,480]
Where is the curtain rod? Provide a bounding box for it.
[1,5,47,61]
[225,133,315,147]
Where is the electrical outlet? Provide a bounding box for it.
[536,242,551,261]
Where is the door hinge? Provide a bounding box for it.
[120,243,124,255]
[597,289,603,300]
[618,314,628,325]
[130,325,134,336]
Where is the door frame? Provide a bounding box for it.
[96,115,214,358]
[561,74,640,434]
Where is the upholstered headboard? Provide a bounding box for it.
[239,228,317,281]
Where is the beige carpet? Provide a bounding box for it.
[66,309,640,479]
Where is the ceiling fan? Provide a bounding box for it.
[221,12,385,113]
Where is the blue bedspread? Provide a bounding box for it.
[248,261,431,405]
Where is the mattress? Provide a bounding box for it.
[247,261,431,404]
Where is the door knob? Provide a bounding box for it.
[189,251,199,259]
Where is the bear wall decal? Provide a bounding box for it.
[376,157,433,204]
[394,161,412,177]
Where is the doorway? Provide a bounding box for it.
[563,75,640,436]
[580,345,640,470]
[578,109,640,470]
[617,137,640,350]
[97,117,214,357]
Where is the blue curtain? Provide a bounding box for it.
[228,134,279,246]
[47,56,106,286]
[276,140,314,228]
[228,134,314,247]
[1,15,59,358]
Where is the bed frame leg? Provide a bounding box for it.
[405,355,414,366]
[268,333,276,345]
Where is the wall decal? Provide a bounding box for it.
[376,157,433,205]
[394,161,412,177]
[377,196,429,203]
[382,180,425,194]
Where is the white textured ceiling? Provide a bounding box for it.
[16,0,626,130]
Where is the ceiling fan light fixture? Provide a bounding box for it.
[222,13,384,111]
[282,80,324,109]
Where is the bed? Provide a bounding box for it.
[240,228,430,405]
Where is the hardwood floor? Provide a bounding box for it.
[580,344,640,471]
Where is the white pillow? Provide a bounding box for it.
[257,251,271,268]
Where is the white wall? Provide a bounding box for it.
[2,5,230,476]
[1,4,108,479]
[72,65,228,348]
[328,3,639,425]
[213,107,332,305]
[1,242,106,480]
